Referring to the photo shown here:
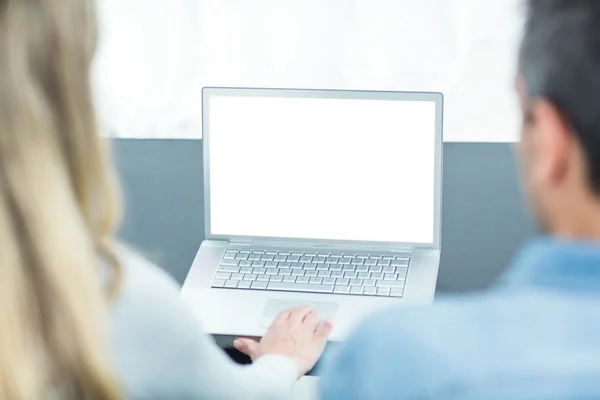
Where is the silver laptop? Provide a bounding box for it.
[182,87,443,341]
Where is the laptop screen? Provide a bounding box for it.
[205,89,440,245]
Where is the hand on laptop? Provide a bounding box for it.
[233,306,334,378]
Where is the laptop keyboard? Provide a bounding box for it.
[211,248,410,297]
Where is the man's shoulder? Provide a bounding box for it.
[321,291,552,398]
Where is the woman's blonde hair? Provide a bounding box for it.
[0,0,122,398]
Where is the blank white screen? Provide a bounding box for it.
[208,95,437,244]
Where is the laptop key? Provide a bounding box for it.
[358,272,370,279]
[225,280,238,288]
[390,287,405,297]
[377,259,391,266]
[322,277,336,285]
[391,260,409,267]
[243,274,257,281]
[231,273,244,281]
[221,260,240,266]
[274,255,287,262]
[309,277,323,284]
[300,256,313,263]
[296,276,310,284]
[377,280,405,288]
[313,256,326,263]
[331,271,344,278]
[336,278,350,286]
[364,287,377,296]
[318,270,331,277]
[349,279,363,286]
[329,264,343,271]
[250,281,268,290]
[363,279,376,287]
[287,255,300,262]
[278,269,292,276]
[219,265,239,273]
[267,282,334,293]
[371,272,384,280]
[334,286,351,294]
[224,252,237,260]
[316,264,329,271]
[253,267,266,274]
[270,275,284,283]
[240,267,253,274]
[283,276,296,283]
[212,279,226,288]
[257,275,270,282]
[239,261,252,267]
[369,266,383,273]
[344,271,358,279]
[384,273,397,281]
[292,270,305,277]
[377,287,391,296]
[396,267,409,278]
[248,254,261,261]
[350,286,364,295]
[252,261,265,267]
[304,270,318,277]
[304,263,317,270]
[357,265,369,273]
[215,272,231,280]
[326,257,340,263]
[266,268,278,275]
[237,281,252,289]
[383,266,395,274]
[265,261,278,268]
[365,259,377,266]
[261,254,275,261]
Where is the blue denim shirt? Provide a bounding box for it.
[319,238,600,400]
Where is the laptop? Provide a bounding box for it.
[182,87,443,341]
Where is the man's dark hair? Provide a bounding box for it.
[520,0,600,193]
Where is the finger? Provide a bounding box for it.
[233,338,260,359]
[272,309,293,326]
[303,310,322,332]
[289,305,312,326]
[314,318,334,343]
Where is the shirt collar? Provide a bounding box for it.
[498,237,600,294]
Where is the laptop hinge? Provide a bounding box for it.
[227,240,418,252]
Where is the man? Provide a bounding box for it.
[320,1,600,398]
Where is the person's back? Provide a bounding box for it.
[0,0,332,398]
[322,239,600,399]
[320,1,600,399]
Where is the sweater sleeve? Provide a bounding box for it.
[110,249,298,400]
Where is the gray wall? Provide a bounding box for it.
[113,139,536,294]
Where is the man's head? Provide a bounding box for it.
[517,0,600,235]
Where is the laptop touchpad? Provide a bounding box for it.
[259,299,338,329]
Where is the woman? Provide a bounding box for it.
[0,0,333,399]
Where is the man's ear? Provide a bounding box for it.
[530,99,573,188]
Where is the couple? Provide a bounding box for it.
[2,0,600,399]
